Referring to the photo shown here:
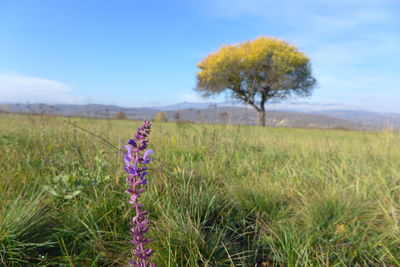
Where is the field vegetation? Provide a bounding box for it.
[0,113,399,266]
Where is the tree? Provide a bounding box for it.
[155,112,167,122]
[195,37,316,126]
[174,111,181,121]
[115,111,127,120]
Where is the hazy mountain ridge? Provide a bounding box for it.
[1,102,399,130]
[309,110,400,129]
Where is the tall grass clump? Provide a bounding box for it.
[0,190,53,266]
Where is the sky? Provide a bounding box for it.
[0,0,399,112]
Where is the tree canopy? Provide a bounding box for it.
[195,37,316,126]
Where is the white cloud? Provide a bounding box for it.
[0,73,83,104]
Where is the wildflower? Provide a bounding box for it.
[124,121,155,267]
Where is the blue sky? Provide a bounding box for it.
[0,0,399,112]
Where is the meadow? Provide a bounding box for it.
[0,113,399,266]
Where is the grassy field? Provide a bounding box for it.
[0,113,399,266]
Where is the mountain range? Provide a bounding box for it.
[1,102,399,130]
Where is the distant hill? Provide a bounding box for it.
[154,102,400,129]
[309,110,400,129]
[1,102,399,130]
[0,103,159,120]
[162,106,370,130]
[149,101,220,111]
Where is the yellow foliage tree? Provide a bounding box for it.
[196,37,317,126]
[115,111,127,120]
[155,112,167,122]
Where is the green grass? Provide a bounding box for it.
[0,113,399,266]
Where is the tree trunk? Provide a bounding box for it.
[258,110,266,127]
[258,92,267,127]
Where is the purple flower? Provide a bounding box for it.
[123,121,155,267]
[128,139,137,147]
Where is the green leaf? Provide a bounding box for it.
[42,185,59,196]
